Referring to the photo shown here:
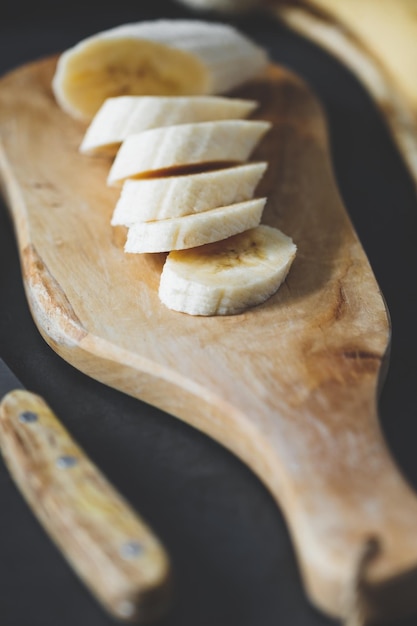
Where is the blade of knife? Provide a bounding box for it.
[0,357,24,395]
[0,356,171,622]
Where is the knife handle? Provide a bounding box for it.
[0,389,171,622]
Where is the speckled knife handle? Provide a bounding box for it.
[0,389,171,623]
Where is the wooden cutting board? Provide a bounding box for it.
[1,55,417,624]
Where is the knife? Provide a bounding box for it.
[0,357,171,622]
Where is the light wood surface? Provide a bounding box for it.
[0,389,171,622]
[1,55,417,622]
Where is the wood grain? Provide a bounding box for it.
[0,389,171,622]
[1,55,417,622]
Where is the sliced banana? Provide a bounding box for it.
[111,162,267,226]
[52,19,269,122]
[158,224,297,316]
[124,197,266,253]
[80,95,258,155]
[107,119,271,187]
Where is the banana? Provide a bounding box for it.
[285,0,417,109]
[274,0,417,192]
[124,197,266,253]
[107,119,271,186]
[52,19,269,122]
[80,95,258,155]
[158,224,297,316]
[111,162,267,226]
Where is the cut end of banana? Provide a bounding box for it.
[52,19,269,122]
[158,224,297,316]
[52,36,211,123]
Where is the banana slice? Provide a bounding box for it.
[158,224,297,316]
[52,19,269,122]
[111,162,267,226]
[80,95,258,155]
[124,197,266,253]
[107,119,271,186]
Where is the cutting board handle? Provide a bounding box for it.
[240,374,417,624]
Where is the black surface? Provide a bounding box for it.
[1,2,417,626]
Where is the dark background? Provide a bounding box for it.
[1,2,417,625]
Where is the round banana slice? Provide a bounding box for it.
[158,224,297,316]
[124,198,266,253]
[111,162,267,226]
[80,95,258,155]
[52,19,269,122]
[107,119,271,186]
